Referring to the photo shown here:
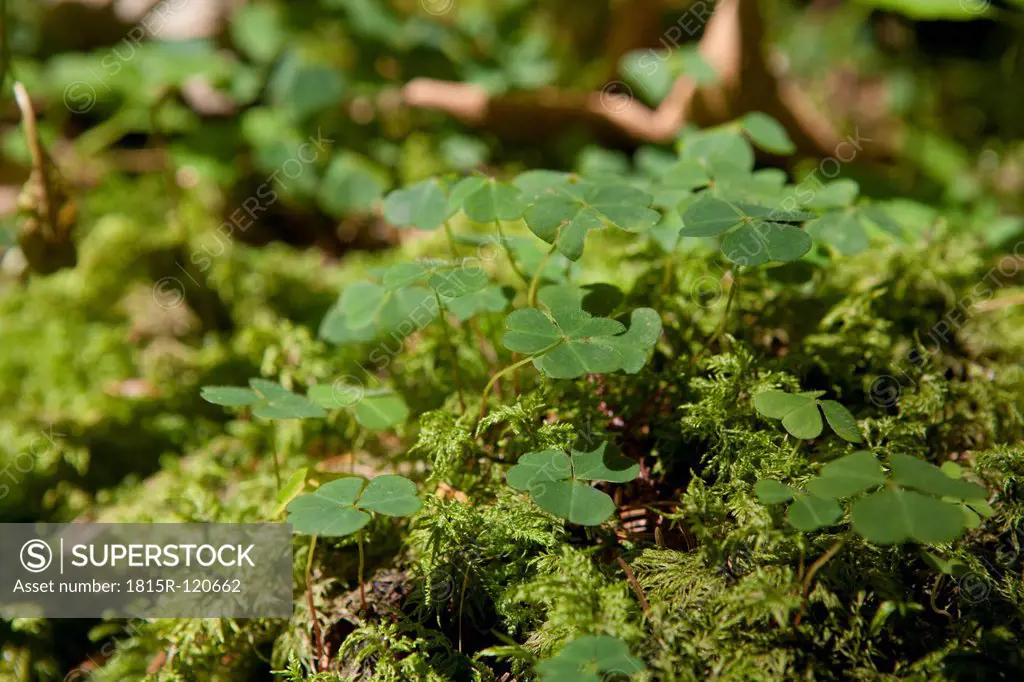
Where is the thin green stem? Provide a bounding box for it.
[272,453,282,492]
[357,531,367,612]
[713,268,740,348]
[528,242,557,308]
[479,341,562,419]
[659,237,681,297]
[443,220,459,259]
[794,535,848,627]
[434,291,465,410]
[494,220,530,286]
[305,535,324,672]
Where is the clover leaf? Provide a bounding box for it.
[680,195,816,266]
[757,451,990,543]
[286,475,421,536]
[680,129,755,177]
[500,286,660,379]
[741,112,796,155]
[201,379,326,419]
[382,178,449,230]
[318,280,437,344]
[536,635,645,682]
[308,385,410,430]
[506,442,639,526]
[448,176,525,223]
[753,390,863,442]
[523,181,660,260]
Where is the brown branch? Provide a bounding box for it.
[400,0,879,159]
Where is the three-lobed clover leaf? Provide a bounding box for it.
[501,286,661,379]
[201,378,327,419]
[506,442,640,526]
[523,180,660,261]
[757,451,990,544]
[753,390,862,442]
[536,635,645,682]
[680,195,817,266]
[319,280,437,344]
[382,178,449,230]
[286,474,421,536]
[307,384,410,430]
[804,203,903,256]
[448,176,526,223]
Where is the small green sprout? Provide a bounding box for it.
[285,475,421,537]
[536,635,645,681]
[506,442,639,526]
[753,390,862,442]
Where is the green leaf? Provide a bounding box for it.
[678,47,719,85]
[383,179,448,230]
[318,153,389,216]
[356,475,421,517]
[532,480,616,526]
[268,51,345,123]
[859,205,903,237]
[721,222,813,266]
[286,478,369,536]
[681,129,755,176]
[819,400,863,443]
[805,451,885,499]
[248,379,327,419]
[231,3,288,64]
[599,308,662,373]
[272,467,309,517]
[802,179,860,209]
[352,393,410,430]
[787,494,843,531]
[445,285,509,321]
[889,454,987,501]
[537,635,645,682]
[502,308,561,353]
[308,383,363,409]
[851,488,967,545]
[570,442,640,483]
[507,450,573,491]
[781,400,823,440]
[742,112,795,155]
[853,0,992,21]
[753,390,813,419]
[805,212,869,255]
[501,290,659,379]
[524,182,660,260]
[382,262,430,290]
[679,195,746,237]
[200,386,261,406]
[754,479,797,503]
[453,177,525,222]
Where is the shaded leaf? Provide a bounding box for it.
[787,494,843,531]
[383,179,448,230]
[805,451,885,499]
[754,479,797,503]
[570,442,640,483]
[851,488,967,545]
